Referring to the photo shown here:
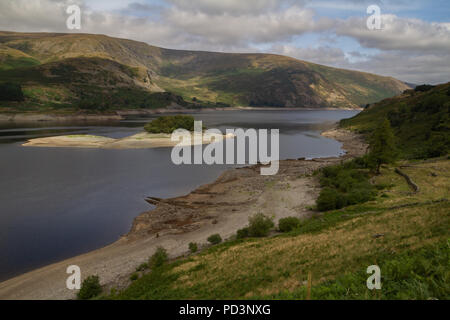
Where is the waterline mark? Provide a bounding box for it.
[171,121,280,176]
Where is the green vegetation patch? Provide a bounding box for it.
[77,275,102,300]
[144,115,196,134]
[341,82,450,159]
[316,159,377,212]
[0,82,24,101]
[261,242,450,300]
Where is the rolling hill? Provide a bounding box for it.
[0,31,410,112]
[341,82,450,159]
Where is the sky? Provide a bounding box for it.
[0,0,449,84]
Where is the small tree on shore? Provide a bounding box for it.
[77,275,102,300]
[368,118,397,174]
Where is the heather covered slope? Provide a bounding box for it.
[0,31,409,112]
[341,82,450,159]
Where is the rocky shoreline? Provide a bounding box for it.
[0,126,367,300]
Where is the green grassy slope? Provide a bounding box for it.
[0,56,188,112]
[105,159,449,300]
[157,51,409,108]
[0,31,410,112]
[341,83,450,159]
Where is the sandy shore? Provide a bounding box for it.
[0,126,366,300]
[22,132,235,149]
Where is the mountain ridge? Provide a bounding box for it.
[0,31,410,112]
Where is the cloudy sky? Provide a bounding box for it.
[0,0,449,84]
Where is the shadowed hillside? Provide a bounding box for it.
[0,31,410,112]
[341,82,450,159]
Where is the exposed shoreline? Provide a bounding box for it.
[22,132,235,149]
[0,125,367,300]
[0,106,362,123]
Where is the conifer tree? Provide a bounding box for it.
[368,118,397,174]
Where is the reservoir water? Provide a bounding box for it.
[0,110,358,281]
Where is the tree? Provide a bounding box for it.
[0,82,24,101]
[247,213,274,237]
[77,275,102,300]
[368,119,397,174]
[149,247,168,269]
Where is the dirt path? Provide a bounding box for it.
[0,127,366,300]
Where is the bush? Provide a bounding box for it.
[189,242,198,253]
[130,273,139,281]
[207,234,222,245]
[149,247,168,269]
[317,187,340,211]
[316,160,377,212]
[144,115,197,134]
[136,262,149,272]
[236,227,250,239]
[77,275,102,300]
[278,217,301,233]
[415,84,435,92]
[248,213,274,237]
[0,82,24,101]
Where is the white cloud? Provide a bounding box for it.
[166,0,300,15]
[0,0,448,84]
[164,5,332,46]
[336,14,450,52]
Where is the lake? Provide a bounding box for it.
[0,109,358,281]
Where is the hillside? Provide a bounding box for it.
[0,31,410,113]
[341,82,450,159]
[104,158,449,300]
[99,87,449,301]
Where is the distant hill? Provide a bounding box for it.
[0,31,410,112]
[341,82,450,159]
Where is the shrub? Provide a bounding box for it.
[316,159,377,212]
[144,115,197,134]
[207,234,222,245]
[278,217,301,233]
[414,84,435,92]
[130,273,139,281]
[0,82,24,101]
[248,213,274,237]
[236,227,250,239]
[149,247,168,269]
[136,262,149,272]
[317,187,340,211]
[189,242,198,253]
[77,275,102,300]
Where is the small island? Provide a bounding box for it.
[23,115,233,149]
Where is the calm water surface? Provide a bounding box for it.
[0,110,358,281]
